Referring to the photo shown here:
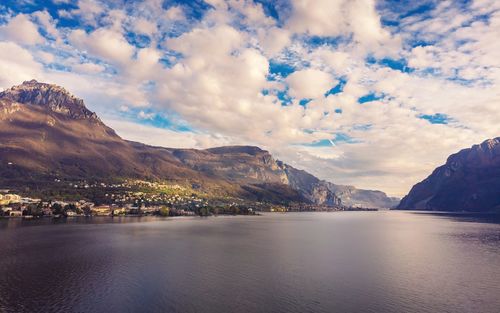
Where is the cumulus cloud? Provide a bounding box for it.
[287,0,392,49]
[71,0,105,26]
[0,14,44,45]
[0,42,44,87]
[132,18,157,36]
[32,11,59,40]
[258,27,291,57]
[69,28,135,65]
[164,6,185,21]
[106,119,231,149]
[72,62,106,74]
[286,69,336,99]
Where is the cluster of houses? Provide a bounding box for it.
[0,192,198,218]
[1,179,322,219]
[106,191,208,210]
[0,193,39,217]
[87,203,197,217]
[55,178,185,191]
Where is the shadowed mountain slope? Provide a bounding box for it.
[398,138,500,212]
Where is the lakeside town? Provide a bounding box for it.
[0,179,357,219]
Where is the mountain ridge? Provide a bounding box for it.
[398,137,500,212]
[0,80,396,208]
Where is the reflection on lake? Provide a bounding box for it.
[1,211,499,313]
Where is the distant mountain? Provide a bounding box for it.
[326,184,400,209]
[398,138,500,212]
[0,80,394,207]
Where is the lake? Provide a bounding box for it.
[1,211,499,313]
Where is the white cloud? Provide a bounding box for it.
[0,14,44,45]
[32,11,59,40]
[72,0,104,26]
[132,18,157,36]
[0,42,44,87]
[138,111,155,120]
[166,25,243,59]
[164,6,185,21]
[69,28,135,65]
[258,27,291,57]
[287,0,393,50]
[72,62,106,74]
[286,69,336,99]
[105,119,230,149]
[287,0,345,37]
[36,51,55,64]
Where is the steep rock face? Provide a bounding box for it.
[281,164,341,206]
[398,138,500,212]
[174,146,289,185]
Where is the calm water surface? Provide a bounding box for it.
[1,211,499,313]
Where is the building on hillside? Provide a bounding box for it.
[112,208,126,215]
[142,206,160,215]
[53,201,69,207]
[9,210,23,217]
[20,197,41,204]
[127,207,141,215]
[4,194,21,203]
[0,194,21,205]
[92,206,111,216]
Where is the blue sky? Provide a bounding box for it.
[0,0,499,196]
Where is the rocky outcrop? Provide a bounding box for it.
[174,146,289,185]
[0,80,99,120]
[398,138,500,212]
[281,164,341,206]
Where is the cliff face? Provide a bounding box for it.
[282,164,341,206]
[398,138,500,212]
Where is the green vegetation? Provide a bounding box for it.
[159,206,170,217]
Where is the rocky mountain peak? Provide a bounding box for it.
[0,80,99,121]
[446,137,500,169]
[474,137,500,155]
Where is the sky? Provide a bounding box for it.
[0,0,499,197]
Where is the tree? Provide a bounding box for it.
[159,206,170,217]
[51,203,63,215]
[82,205,92,216]
[63,203,79,213]
[26,203,43,217]
[199,207,209,216]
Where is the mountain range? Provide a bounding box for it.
[398,137,500,212]
[0,80,398,208]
